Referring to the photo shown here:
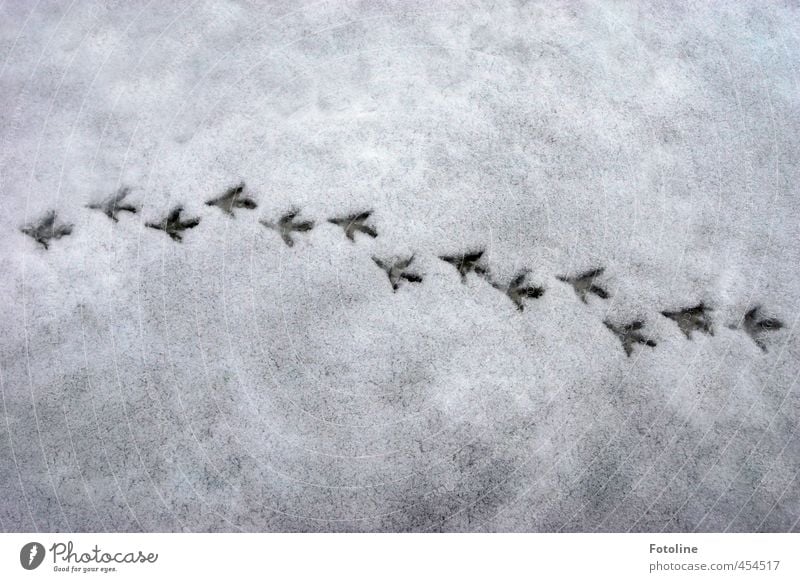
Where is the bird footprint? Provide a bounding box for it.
[661,303,714,339]
[490,270,545,311]
[557,267,609,303]
[439,250,490,283]
[604,320,657,356]
[205,182,257,217]
[21,210,73,249]
[328,210,378,241]
[146,206,201,242]
[86,187,137,222]
[373,255,423,292]
[731,306,784,352]
[260,208,314,247]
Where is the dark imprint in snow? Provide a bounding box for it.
[86,187,137,222]
[17,196,787,362]
[21,210,73,249]
[439,250,489,283]
[489,270,545,311]
[661,303,714,339]
[557,267,609,303]
[328,210,378,241]
[146,206,201,242]
[604,320,657,357]
[731,306,784,352]
[205,182,257,217]
[260,208,314,247]
[373,255,423,292]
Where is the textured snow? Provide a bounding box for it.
[1,1,798,532]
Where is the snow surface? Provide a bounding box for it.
[1,1,798,532]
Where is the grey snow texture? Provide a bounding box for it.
[1,1,799,533]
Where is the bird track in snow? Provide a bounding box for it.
[86,187,138,222]
[328,210,378,241]
[661,303,714,339]
[488,270,545,312]
[730,306,784,352]
[557,267,610,304]
[260,208,314,247]
[604,320,657,357]
[372,255,423,292]
[21,210,73,249]
[439,250,490,283]
[146,206,201,242]
[205,182,257,217]
[21,196,788,355]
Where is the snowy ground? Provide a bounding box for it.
[1,1,799,532]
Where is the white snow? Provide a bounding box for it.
[0,1,798,532]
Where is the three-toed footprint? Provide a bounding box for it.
[21,210,73,249]
[604,320,657,357]
[146,206,201,242]
[260,208,314,247]
[205,182,257,217]
[373,255,423,292]
[557,267,610,304]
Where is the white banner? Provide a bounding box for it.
[1,533,797,581]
